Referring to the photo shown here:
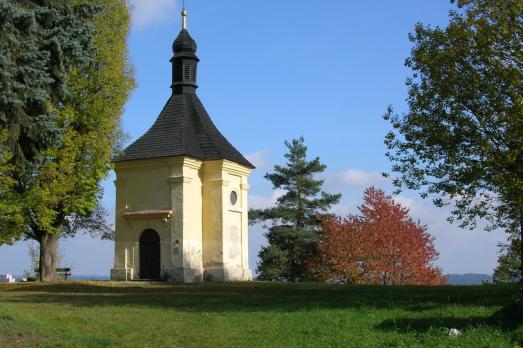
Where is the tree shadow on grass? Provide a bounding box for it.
[1,282,519,314]
[376,302,523,345]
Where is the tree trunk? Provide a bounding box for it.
[38,232,60,281]
[519,203,523,303]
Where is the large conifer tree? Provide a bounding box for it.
[250,137,341,281]
[0,0,97,243]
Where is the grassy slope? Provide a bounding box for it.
[0,282,521,347]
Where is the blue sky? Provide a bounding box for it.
[0,0,507,277]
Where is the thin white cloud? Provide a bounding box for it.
[394,195,451,225]
[128,0,178,29]
[390,194,508,274]
[325,169,389,190]
[249,189,285,210]
[330,202,358,217]
[246,149,273,171]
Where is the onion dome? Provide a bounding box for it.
[173,29,197,54]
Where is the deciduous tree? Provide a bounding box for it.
[310,188,447,285]
[250,137,341,281]
[308,216,370,284]
[384,0,522,296]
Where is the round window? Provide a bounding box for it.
[230,191,238,206]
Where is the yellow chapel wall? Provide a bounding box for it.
[113,158,173,280]
[202,160,252,281]
[112,156,251,282]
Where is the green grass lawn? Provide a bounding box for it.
[0,281,521,347]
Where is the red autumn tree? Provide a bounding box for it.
[308,216,370,284]
[309,187,447,285]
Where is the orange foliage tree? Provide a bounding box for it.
[309,187,447,285]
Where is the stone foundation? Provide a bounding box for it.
[204,268,252,281]
[111,266,252,283]
[111,268,134,281]
[163,267,204,283]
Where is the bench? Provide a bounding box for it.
[34,268,72,280]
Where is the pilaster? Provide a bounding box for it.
[165,157,204,282]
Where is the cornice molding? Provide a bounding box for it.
[115,156,203,172]
[203,160,253,176]
[166,156,202,170]
[124,210,173,220]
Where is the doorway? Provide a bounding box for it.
[139,229,161,280]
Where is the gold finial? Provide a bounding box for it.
[181,0,187,30]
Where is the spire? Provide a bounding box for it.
[181,0,187,30]
[115,0,255,169]
[171,0,199,95]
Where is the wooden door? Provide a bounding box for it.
[139,229,161,280]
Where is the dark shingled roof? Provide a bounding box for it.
[114,93,254,168]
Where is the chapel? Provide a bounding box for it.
[110,8,254,282]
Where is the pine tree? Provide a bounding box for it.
[250,137,341,281]
[0,0,97,243]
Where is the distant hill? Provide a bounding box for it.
[446,273,492,285]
